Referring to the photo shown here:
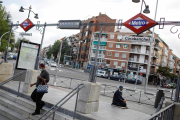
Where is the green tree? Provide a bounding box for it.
[157,66,178,80]
[0,5,15,52]
[46,40,70,62]
[15,37,31,50]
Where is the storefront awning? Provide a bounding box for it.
[93,41,107,46]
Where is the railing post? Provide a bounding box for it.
[138,91,142,104]
[17,73,22,97]
[73,87,80,119]
[104,85,106,95]
[69,78,72,89]
[52,111,55,120]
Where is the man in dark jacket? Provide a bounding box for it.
[30,63,49,115]
[112,86,127,107]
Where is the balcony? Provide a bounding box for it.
[129,58,139,62]
[144,59,148,63]
[92,45,106,50]
[153,53,159,59]
[152,62,158,66]
[177,61,180,65]
[130,49,140,53]
[90,53,105,58]
[131,41,150,46]
[161,62,166,67]
[146,50,150,54]
[176,66,179,71]
[93,37,107,42]
[154,44,161,51]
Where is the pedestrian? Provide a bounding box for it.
[30,63,49,115]
[112,86,128,108]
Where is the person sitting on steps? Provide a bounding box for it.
[112,86,127,108]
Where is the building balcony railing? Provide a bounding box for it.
[153,53,159,59]
[93,37,107,41]
[129,58,139,62]
[131,41,150,46]
[130,49,140,53]
[89,61,105,66]
[154,44,161,51]
[92,45,106,50]
[144,59,148,63]
[152,62,158,66]
[90,54,105,58]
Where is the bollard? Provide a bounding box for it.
[154,90,164,108]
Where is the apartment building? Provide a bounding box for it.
[77,13,116,69]
[87,29,180,83]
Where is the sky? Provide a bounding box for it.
[2,0,180,57]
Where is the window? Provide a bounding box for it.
[109,43,113,48]
[81,53,85,59]
[123,44,129,49]
[114,62,118,66]
[110,35,114,39]
[93,50,96,54]
[115,53,119,57]
[116,44,121,48]
[121,62,125,67]
[106,60,110,64]
[122,53,127,58]
[107,52,112,56]
[82,46,86,51]
[86,25,89,28]
[117,35,122,40]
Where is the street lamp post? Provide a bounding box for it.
[54,41,63,86]
[133,0,159,92]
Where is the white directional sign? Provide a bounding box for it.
[122,36,152,42]
[58,20,81,29]
[19,32,32,37]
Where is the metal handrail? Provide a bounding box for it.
[148,102,174,120]
[0,70,26,86]
[38,83,84,120]
[49,74,87,81]
[155,97,165,113]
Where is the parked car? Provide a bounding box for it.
[163,83,176,89]
[49,62,57,67]
[108,74,124,81]
[126,78,142,85]
[96,70,108,78]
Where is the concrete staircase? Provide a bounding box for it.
[0,89,78,120]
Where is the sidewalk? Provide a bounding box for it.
[3,81,153,120]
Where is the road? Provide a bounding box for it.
[8,59,175,105]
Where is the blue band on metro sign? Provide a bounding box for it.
[130,20,147,26]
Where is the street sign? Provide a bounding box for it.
[20,18,34,32]
[19,32,32,36]
[58,20,81,29]
[123,13,157,35]
[122,36,151,42]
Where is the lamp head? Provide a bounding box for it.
[34,14,38,19]
[132,0,140,3]
[143,5,150,14]
[0,1,3,3]
[19,6,24,12]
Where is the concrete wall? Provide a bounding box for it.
[22,69,40,94]
[0,63,13,82]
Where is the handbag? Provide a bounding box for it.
[37,81,48,93]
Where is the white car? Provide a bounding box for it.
[50,62,57,67]
[96,70,108,78]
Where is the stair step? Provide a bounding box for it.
[0,104,31,120]
[0,89,79,120]
[0,114,10,120]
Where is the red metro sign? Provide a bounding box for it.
[20,18,34,32]
[123,13,157,35]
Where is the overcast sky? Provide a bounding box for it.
[3,0,180,57]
